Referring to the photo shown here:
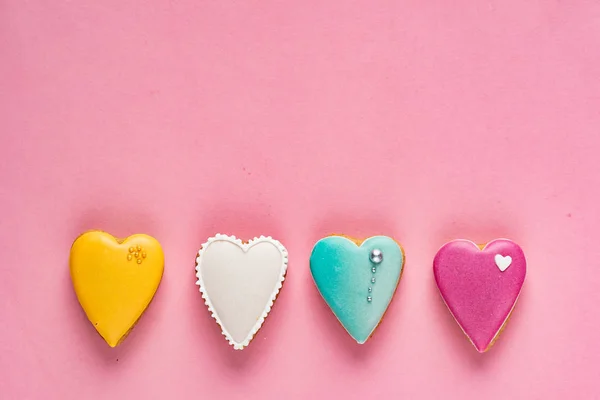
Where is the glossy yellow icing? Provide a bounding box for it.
[70,231,164,347]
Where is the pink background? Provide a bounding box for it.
[2,1,600,399]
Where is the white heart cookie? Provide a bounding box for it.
[494,254,512,272]
[195,234,288,349]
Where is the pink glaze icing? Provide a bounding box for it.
[433,239,526,352]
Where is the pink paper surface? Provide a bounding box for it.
[1,1,600,399]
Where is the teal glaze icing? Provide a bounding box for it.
[310,236,403,344]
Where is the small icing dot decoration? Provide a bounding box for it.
[127,244,147,264]
[367,249,383,303]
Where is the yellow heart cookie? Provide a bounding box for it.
[70,231,164,347]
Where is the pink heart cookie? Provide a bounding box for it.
[433,239,526,353]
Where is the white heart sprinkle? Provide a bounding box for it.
[495,254,512,272]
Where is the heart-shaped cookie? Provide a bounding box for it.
[195,234,288,349]
[70,231,164,347]
[310,235,404,344]
[433,239,526,352]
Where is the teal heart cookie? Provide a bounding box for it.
[310,235,404,343]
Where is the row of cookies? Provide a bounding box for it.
[70,231,526,353]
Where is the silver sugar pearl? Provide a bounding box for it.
[371,277,376,283]
[371,267,376,273]
[368,287,372,293]
[370,249,383,264]
[367,296,372,302]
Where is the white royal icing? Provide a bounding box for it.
[494,254,512,272]
[195,234,288,350]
